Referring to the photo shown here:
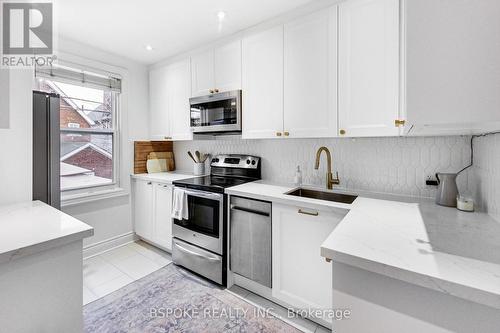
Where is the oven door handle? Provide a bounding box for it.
[174,242,220,261]
[183,189,223,200]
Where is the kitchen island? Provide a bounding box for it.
[0,201,93,333]
[226,181,500,332]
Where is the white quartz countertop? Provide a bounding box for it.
[0,201,94,264]
[131,171,200,184]
[225,181,500,310]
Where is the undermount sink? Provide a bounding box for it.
[286,188,358,204]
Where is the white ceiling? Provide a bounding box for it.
[56,0,315,65]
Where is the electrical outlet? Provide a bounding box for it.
[425,176,439,186]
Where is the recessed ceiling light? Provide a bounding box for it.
[145,45,153,51]
[217,11,226,21]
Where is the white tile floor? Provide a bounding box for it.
[83,241,330,333]
[83,240,172,305]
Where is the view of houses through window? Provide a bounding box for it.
[37,79,117,191]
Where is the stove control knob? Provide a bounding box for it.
[246,159,251,165]
[251,160,256,165]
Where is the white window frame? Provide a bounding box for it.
[58,89,121,193]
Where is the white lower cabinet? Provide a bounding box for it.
[272,203,346,322]
[133,179,174,251]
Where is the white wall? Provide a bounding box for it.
[174,136,474,199]
[472,134,500,221]
[0,68,9,128]
[0,38,150,249]
[0,69,34,204]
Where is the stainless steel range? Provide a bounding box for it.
[172,154,261,286]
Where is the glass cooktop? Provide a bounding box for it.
[173,175,256,193]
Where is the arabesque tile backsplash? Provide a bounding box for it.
[174,136,475,200]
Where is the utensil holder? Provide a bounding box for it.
[194,162,205,176]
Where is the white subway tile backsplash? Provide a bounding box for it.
[174,136,474,200]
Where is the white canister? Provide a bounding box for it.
[194,162,205,176]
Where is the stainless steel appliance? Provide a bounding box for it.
[189,90,241,134]
[32,91,60,209]
[436,173,459,207]
[230,196,272,288]
[172,154,261,285]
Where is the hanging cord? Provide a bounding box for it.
[457,131,500,176]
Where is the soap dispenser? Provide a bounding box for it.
[294,166,302,186]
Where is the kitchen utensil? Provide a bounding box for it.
[435,173,459,207]
[201,153,209,163]
[187,151,197,163]
[195,151,202,163]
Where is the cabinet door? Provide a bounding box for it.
[242,26,284,139]
[405,0,500,133]
[149,66,170,140]
[284,7,338,138]
[191,50,214,97]
[338,0,400,137]
[133,179,153,240]
[272,203,345,318]
[153,183,173,251]
[167,59,193,141]
[214,40,242,92]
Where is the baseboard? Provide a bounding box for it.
[83,232,138,259]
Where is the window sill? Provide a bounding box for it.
[61,187,129,207]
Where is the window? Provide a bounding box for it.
[35,71,120,193]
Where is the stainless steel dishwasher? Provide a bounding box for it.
[230,196,272,288]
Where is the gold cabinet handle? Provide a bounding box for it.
[325,258,332,263]
[339,129,346,135]
[298,209,319,216]
[283,131,290,137]
[276,132,282,137]
[214,88,219,93]
[394,119,406,127]
[209,89,214,94]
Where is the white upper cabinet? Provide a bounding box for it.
[149,59,192,141]
[242,26,284,139]
[191,40,242,97]
[167,59,193,141]
[149,66,170,140]
[284,7,338,138]
[214,40,242,93]
[191,50,215,97]
[404,0,500,136]
[338,0,401,137]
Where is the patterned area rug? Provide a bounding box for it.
[84,263,303,333]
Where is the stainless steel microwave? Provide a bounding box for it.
[189,90,241,134]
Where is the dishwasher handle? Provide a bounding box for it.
[230,204,270,217]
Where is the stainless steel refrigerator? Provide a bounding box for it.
[33,91,60,209]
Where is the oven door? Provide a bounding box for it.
[190,90,241,133]
[172,188,224,254]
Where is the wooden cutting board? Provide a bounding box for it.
[134,141,175,174]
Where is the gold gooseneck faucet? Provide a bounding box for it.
[314,147,340,190]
